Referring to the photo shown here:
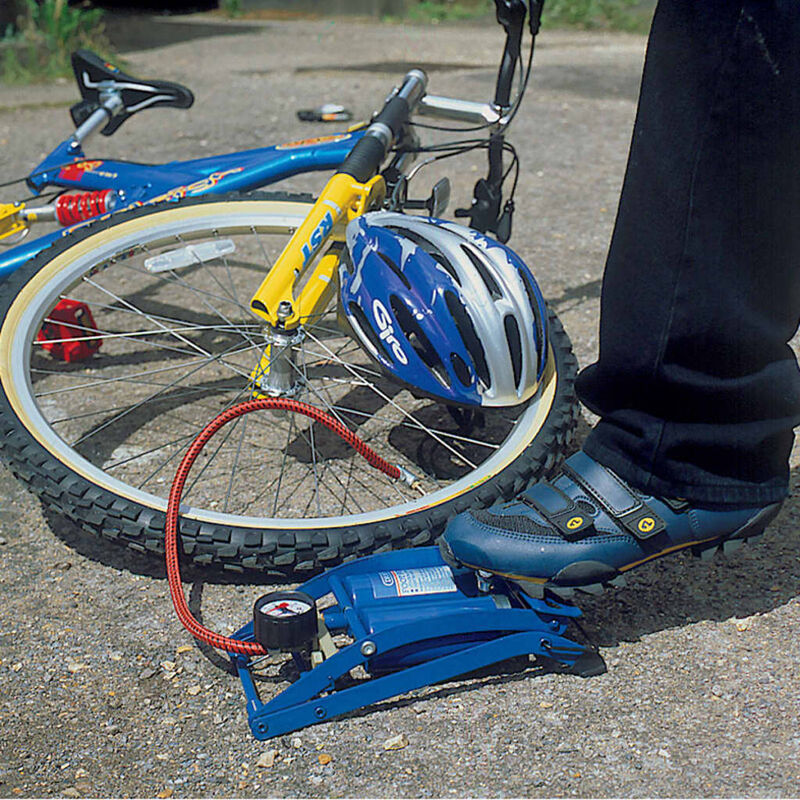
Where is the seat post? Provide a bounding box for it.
[71,90,123,148]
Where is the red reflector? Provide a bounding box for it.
[36,299,102,362]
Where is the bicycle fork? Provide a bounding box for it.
[247,173,386,399]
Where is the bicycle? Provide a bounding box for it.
[0,0,577,577]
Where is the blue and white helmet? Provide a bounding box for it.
[340,211,548,407]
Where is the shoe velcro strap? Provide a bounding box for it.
[662,496,690,512]
[561,453,666,540]
[520,480,594,539]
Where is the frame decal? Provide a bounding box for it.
[276,134,352,150]
[149,167,245,203]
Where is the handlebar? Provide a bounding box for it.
[339,70,427,183]
[418,95,502,126]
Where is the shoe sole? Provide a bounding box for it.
[440,502,783,600]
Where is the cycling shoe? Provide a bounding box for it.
[440,451,783,598]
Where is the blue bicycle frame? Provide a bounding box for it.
[0,126,365,279]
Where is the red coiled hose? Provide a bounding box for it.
[165,397,402,656]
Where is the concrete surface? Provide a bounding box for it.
[0,14,798,798]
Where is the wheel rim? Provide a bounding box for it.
[0,201,558,529]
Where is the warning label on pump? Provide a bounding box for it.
[370,566,458,599]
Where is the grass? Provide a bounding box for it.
[220,0,243,18]
[388,0,652,31]
[0,0,111,84]
[401,0,490,23]
[545,0,652,32]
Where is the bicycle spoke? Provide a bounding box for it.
[252,227,276,274]
[303,328,478,471]
[321,404,501,450]
[224,414,249,514]
[135,382,255,489]
[69,337,257,447]
[183,414,242,502]
[121,251,255,318]
[35,341,262,399]
[301,342,323,517]
[147,236,262,352]
[82,276,220,362]
[64,290,262,334]
[271,413,295,517]
[216,231,242,309]
[136,432,197,490]
[104,429,200,472]
[142,237,242,309]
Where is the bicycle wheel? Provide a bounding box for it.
[0,192,578,575]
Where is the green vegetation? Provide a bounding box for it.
[401,0,490,23]
[395,0,651,31]
[545,0,650,31]
[221,0,243,18]
[1,0,110,84]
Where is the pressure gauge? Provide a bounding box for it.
[253,590,318,651]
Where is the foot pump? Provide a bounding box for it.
[165,399,606,740]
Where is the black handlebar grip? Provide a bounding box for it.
[339,134,388,183]
[374,95,411,138]
[339,94,412,182]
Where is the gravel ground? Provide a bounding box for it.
[1,14,798,798]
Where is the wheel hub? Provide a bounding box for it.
[251,324,305,398]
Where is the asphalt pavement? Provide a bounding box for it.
[0,13,798,798]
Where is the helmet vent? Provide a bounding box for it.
[444,290,490,390]
[504,314,523,389]
[429,251,460,284]
[519,269,546,371]
[461,245,501,299]
[450,352,472,387]
[385,225,461,285]
[340,245,355,275]
[390,295,451,389]
[377,250,411,289]
[348,301,390,364]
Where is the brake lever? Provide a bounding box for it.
[495,200,514,243]
[494,0,527,33]
[495,0,544,36]
[528,1,544,35]
[454,0,527,237]
[455,178,502,234]
[457,0,541,239]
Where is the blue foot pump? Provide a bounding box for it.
[166,401,605,742]
[230,546,605,740]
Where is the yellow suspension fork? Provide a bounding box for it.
[247,172,386,394]
[249,172,386,328]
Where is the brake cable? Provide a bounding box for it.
[401,138,521,210]
[165,397,407,657]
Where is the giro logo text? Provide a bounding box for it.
[372,300,409,365]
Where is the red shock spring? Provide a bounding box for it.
[55,190,115,226]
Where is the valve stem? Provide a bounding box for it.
[396,465,425,495]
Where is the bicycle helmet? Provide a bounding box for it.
[340,211,548,407]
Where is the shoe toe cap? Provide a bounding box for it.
[443,507,641,580]
[443,508,581,578]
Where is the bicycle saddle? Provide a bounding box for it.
[70,50,194,136]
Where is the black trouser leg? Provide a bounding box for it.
[575,0,800,507]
